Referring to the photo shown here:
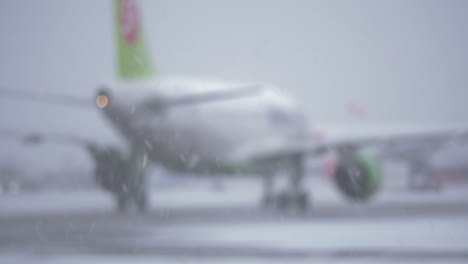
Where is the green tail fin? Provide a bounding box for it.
[115,0,156,80]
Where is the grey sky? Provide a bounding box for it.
[0,0,467,169]
[145,0,468,123]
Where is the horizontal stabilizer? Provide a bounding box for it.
[168,85,263,106]
[0,129,92,146]
[141,84,263,112]
[0,88,91,107]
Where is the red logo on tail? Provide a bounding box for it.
[120,0,139,45]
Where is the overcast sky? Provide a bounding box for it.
[1,0,467,170]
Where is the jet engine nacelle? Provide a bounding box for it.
[333,155,383,201]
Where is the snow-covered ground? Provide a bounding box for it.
[1,255,467,264]
[1,176,468,264]
[1,175,468,215]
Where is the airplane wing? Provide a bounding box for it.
[1,84,263,111]
[0,88,92,107]
[166,85,263,106]
[0,129,116,167]
[0,129,94,147]
[251,126,468,163]
[0,129,41,144]
[313,125,468,160]
[3,87,465,156]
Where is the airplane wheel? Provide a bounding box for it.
[276,191,291,211]
[426,174,443,192]
[275,191,310,213]
[261,195,275,208]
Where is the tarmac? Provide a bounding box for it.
[1,176,468,263]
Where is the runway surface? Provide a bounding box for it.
[1,177,468,263]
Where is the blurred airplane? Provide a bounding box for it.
[396,137,468,190]
[2,0,467,213]
[320,136,467,193]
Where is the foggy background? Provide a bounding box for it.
[1,2,468,263]
[0,0,467,179]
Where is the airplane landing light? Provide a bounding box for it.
[96,95,109,108]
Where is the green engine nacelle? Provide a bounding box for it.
[334,155,383,201]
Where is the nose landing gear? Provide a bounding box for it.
[260,153,310,214]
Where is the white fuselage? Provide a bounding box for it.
[99,76,310,173]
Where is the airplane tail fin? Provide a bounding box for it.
[115,0,156,80]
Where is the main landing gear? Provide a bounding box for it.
[261,153,310,213]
